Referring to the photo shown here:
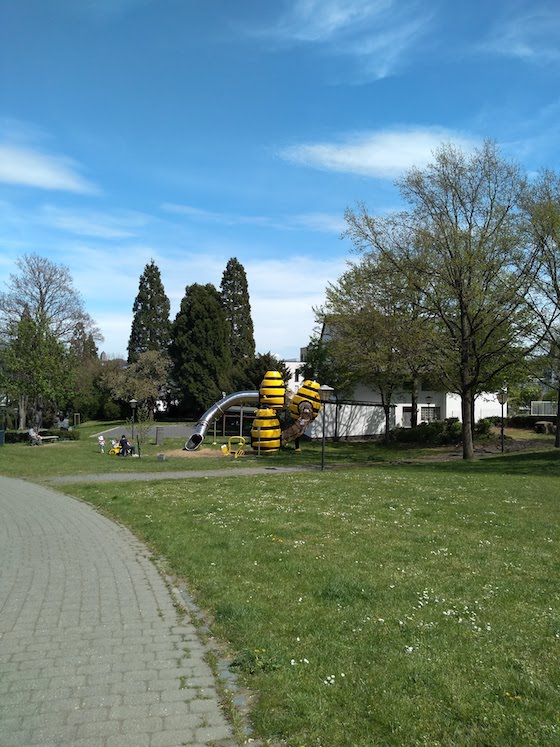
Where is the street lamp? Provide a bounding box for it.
[318,384,335,471]
[0,397,6,447]
[425,395,432,422]
[497,389,507,453]
[129,398,138,441]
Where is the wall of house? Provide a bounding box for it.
[306,388,507,440]
[308,400,392,440]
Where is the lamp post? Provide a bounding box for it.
[497,389,507,453]
[425,395,432,422]
[129,398,137,441]
[0,397,6,447]
[318,384,335,471]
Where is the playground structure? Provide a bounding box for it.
[184,371,322,454]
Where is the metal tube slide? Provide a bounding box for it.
[184,391,260,451]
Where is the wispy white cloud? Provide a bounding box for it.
[39,205,149,239]
[162,203,344,234]
[252,0,431,79]
[281,127,480,179]
[291,212,346,233]
[272,0,387,43]
[162,203,270,227]
[482,8,560,64]
[0,144,98,194]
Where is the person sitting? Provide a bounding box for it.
[119,434,129,456]
[29,427,42,446]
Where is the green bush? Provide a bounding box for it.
[474,417,493,437]
[47,428,80,441]
[102,401,122,420]
[4,428,80,444]
[390,418,462,446]
[508,415,556,429]
[5,431,29,444]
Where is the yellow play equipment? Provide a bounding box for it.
[185,370,323,455]
[220,435,246,459]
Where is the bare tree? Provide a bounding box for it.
[0,253,101,343]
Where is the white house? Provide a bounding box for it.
[281,352,506,440]
[306,384,506,440]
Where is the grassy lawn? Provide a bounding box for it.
[1,425,559,745]
[0,420,478,480]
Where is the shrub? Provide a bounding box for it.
[474,418,493,437]
[390,419,462,446]
[508,415,556,429]
[4,428,80,444]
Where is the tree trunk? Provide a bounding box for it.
[461,388,475,460]
[555,381,560,448]
[18,394,27,430]
[411,378,419,428]
[384,404,391,444]
[334,398,339,442]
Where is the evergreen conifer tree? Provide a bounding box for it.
[169,283,233,415]
[127,260,171,363]
[220,257,255,389]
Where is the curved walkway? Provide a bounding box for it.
[49,465,312,485]
[0,476,236,747]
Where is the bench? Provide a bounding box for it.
[29,433,60,445]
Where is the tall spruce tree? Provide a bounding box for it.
[220,258,255,388]
[169,283,233,416]
[127,260,171,363]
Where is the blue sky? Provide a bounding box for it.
[1,0,560,359]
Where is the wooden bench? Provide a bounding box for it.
[39,435,60,442]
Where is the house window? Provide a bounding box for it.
[421,406,440,422]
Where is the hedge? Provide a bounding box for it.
[4,428,81,444]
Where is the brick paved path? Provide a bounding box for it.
[0,476,236,747]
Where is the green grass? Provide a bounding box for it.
[2,423,559,745]
[0,420,475,480]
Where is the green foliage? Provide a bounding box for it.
[4,427,80,443]
[127,260,171,363]
[300,336,349,394]
[169,283,233,415]
[345,141,540,459]
[220,258,256,391]
[474,417,494,437]
[241,351,292,390]
[220,258,255,360]
[390,418,463,445]
[102,400,122,420]
[102,349,172,410]
[0,313,75,426]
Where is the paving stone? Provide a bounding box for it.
[0,476,235,747]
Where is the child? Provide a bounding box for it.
[98,435,105,453]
